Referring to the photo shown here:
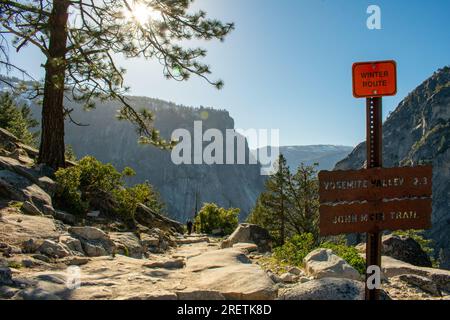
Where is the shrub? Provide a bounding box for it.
[54,156,164,219]
[273,233,316,266]
[194,203,239,235]
[272,233,366,274]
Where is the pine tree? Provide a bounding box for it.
[0,92,39,146]
[248,160,320,245]
[248,154,291,245]
[0,1,234,168]
[286,163,320,239]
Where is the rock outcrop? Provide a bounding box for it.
[356,235,433,268]
[382,256,450,294]
[382,234,432,267]
[278,278,364,300]
[135,204,183,234]
[221,224,272,253]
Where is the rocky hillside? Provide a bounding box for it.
[335,66,450,269]
[252,145,353,172]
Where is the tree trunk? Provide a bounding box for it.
[38,0,70,169]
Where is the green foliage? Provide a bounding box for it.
[65,145,77,162]
[8,201,24,209]
[194,203,239,235]
[54,156,164,219]
[273,233,316,266]
[0,92,39,146]
[320,242,366,275]
[248,157,319,245]
[272,233,366,274]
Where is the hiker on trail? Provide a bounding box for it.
[186,220,193,235]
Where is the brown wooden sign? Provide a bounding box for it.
[319,166,432,203]
[318,166,433,236]
[319,198,432,236]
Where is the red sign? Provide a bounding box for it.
[352,60,397,98]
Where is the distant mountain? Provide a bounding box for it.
[336,66,450,269]
[252,145,353,172]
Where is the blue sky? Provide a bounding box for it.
[5,0,450,148]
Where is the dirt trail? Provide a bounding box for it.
[2,232,276,300]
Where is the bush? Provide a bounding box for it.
[319,242,366,274]
[54,156,164,219]
[273,233,316,266]
[194,203,239,235]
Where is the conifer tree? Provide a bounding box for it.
[286,163,320,239]
[248,160,320,245]
[0,0,234,168]
[248,154,291,245]
[0,92,39,145]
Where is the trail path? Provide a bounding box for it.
[5,233,276,300]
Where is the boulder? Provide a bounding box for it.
[60,235,84,255]
[21,239,44,254]
[397,274,441,296]
[279,273,298,283]
[53,211,77,225]
[221,224,272,253]
[38,240,70,259]
[382,256,450,293]
[65,256,90,266]
[0,267,13,285]
[303,249,361,281]
[0,155,57,194]
[288,267,304,276]
[135,204,183,233]
[0,170,54,214]
[278,278,364,300]
[0,212,61,251]
[68,227,115,257]
[82,241,108,257]
[267,271,283,284]
[110,232,143,259]
[21,201,42,216]
[382,234,432,267]
[69,226,109,241]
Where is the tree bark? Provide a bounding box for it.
[38,0,70,169]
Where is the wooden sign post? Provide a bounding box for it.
[318,60,433,301]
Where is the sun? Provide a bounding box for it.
[122,2,160,25]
